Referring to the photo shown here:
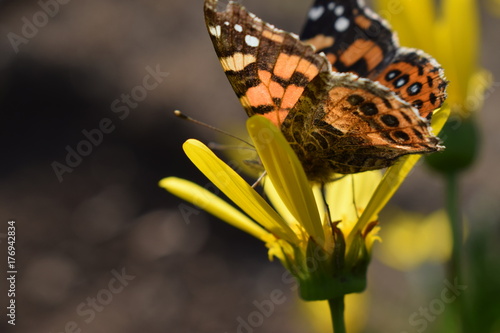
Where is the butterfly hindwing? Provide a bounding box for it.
[282,71,442,182]
[371,48,448,119]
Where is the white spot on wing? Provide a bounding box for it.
[335,5,345,16]
[308,6,325,21]
[395,77,407,88]
[335,17,350,32]
[409,83,421,94]
[208,25,221,38]
[234,24,243,32]
[224,21,230,26]
[328,3,335,10]
[387,71,398,80]
[245,35,259,47]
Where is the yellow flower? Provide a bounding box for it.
[160,109,449,300]
[376,0,491,117]
[375,209,453,271]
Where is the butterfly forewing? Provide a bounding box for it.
[300,0,397,78]
[204,0,330,126]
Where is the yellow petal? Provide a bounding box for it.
[325,171,382,237]
[464,68,493,115]
[247,116,325,245]
[442,0,480,101]
[159,177,273,243]
[263,177,297,226]
[183,139,298,243]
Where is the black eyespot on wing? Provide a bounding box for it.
[347,94,365,106]
[385,69,401,81]
[381,114,399,127]
[359,102,378,116]
[407,82,423,96]
[393,130,410,141]
[394,74,410,88]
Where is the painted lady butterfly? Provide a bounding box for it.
[204,0,447,183]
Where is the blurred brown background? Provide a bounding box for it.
[0,0,499,332]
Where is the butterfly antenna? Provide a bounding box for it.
[208,142,255,151]
[174,110,254,148]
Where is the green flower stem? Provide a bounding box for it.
[445,172,466,331]
[328,296,346,333]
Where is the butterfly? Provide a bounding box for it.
[204,0,447,183]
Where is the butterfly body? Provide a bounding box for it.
[204,0,447,183]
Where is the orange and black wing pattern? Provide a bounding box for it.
[371,48,448,118]
[300,0,447,119]
[204,0,330,127]
[204,0,445,182]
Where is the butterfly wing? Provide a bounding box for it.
[204,0,330,127]
[204,0,443,182]
[371,48,448,119]
[282,71,443,182]
[300,0,397,78]
[300,0,448,118]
